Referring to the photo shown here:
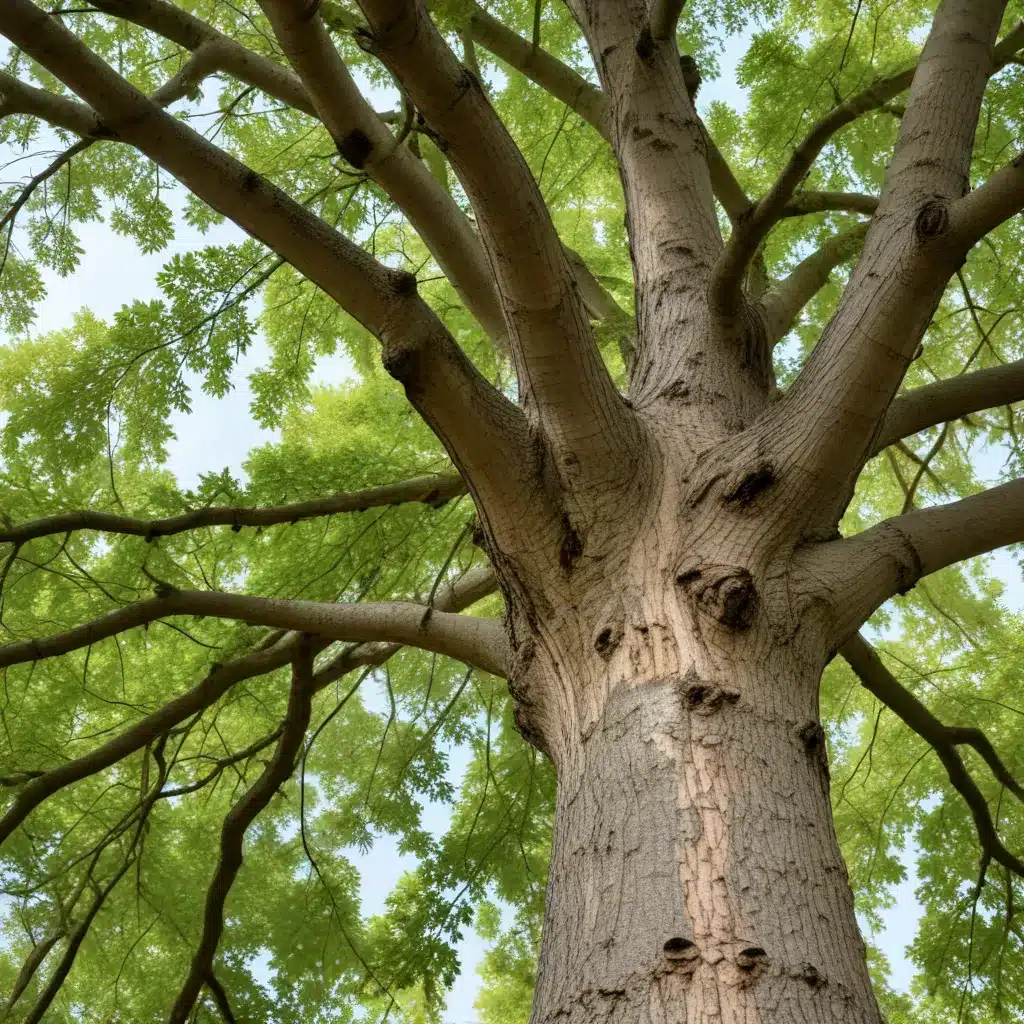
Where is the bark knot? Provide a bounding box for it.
[676,565,758,630]
[594,623,622,660]
[915,198,950,240]
[680,672,739,715]
[559,514,584,575]
[662,937,699,974]
[724,461,776,506]
[337,128,373,169]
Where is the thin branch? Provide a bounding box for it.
[0,472,465,546]
[167,643,317,1023]
[781,190,880,218]
[841,634,1024,879]
[0,567,498,846]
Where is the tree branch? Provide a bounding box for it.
[167,643,317,1023]
[841,633,1024,878]
[760,223,868,345]
[762,4,1017,508]
[466,2,607,135]
[949,149,1024,248]
[802,477,1024,640]
[649,0,687,42]
[875,358,1024,451]
[0,472,466,546]
[0,566,497,846]
[357,0,638,472]
[0,0,530,507]
[709,17,1023,316]
[781,190,880,218]
[0,588,509,677]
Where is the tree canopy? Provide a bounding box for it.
[0,0,1022,1020]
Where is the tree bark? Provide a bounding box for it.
[527,630,878,1024]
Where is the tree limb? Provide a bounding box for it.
[0,587,509,677]
[781,191,880,218]
[357,0,637,472]
[167,643,317,1023]
[875,359,1024,451]
[709,17,1024,316]
[0,0,529,505]
[0,566,497,846]
[0,472,466,546]
[841,633,1024,879]
[803,477,1024,639]
[949,149,1024,249]
[763,4,1017,505]
[649,0,687,42]
[760,223,868,345]
[466,1,607,135]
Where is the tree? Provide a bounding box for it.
[0,0,1022,1019]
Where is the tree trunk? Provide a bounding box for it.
[528,645,881,1024]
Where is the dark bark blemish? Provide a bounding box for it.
[559,514,584,574]
[242,170,262,191]
[391,270,418,296]
[680,670,739,715]
[650,137,676,152]
[724,462,776,505]
[679,54,702,99]
[798,720,824,752]
[635,25,655,61]
[594,623,622,660]
[915,198,949,240]
[736,946,770,985]
[90,122,119,140]
[678,565,757,629]
[338,128,373,169]
[800,962,826,988]
[632,126,654,142]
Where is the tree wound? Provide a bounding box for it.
[915,199,950,240]
[338,128,373,169]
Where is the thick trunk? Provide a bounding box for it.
[526,642,880,1024]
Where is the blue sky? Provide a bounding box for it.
[4,23,1023,1023]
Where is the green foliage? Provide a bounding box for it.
[0,0,1022,1020]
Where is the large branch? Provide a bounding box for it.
[0,587,508,677]
[0,472,466,546]
[949,148,1024,248]
[168,645,316,1022]
[465,2,608,135]
[875,358,1024,451]
[0,567,497,846]
[91,0,506,345]
[356,0,637,472]
[764,4,1016,509]
[760,223,868,345]
[565,0,724,400]
[841,634,1024,878]
[0,0,529,507]
[802,477,1024,640]
[709,19,1023,313]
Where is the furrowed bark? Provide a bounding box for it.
[167,644,316,1023]
[763,0,1011,516]
[0,0,530,505]
[357,0,638,476]
[841,634,1024,878]
[0,589,508,677]
[565,0,729,405]
[257,0,508,345]
[0,472,466,545]
[0,566,496,847]
[760,223,868,345]
[875,358,1024,451]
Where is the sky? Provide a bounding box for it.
[3,17,1023,1023]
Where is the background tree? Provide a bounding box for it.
[0,0,1022,1021]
